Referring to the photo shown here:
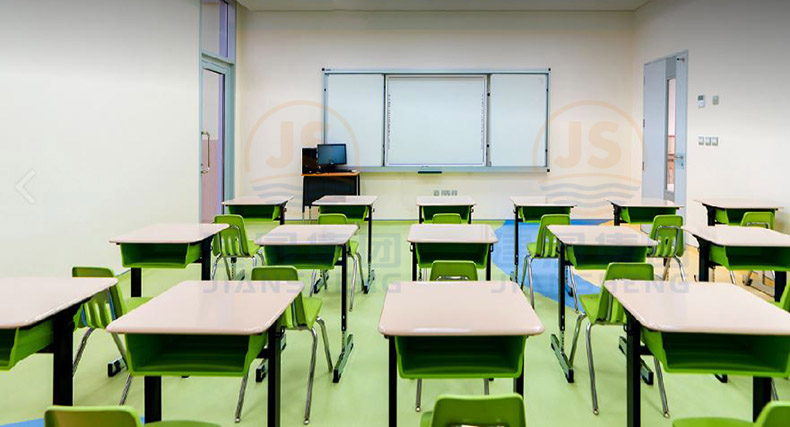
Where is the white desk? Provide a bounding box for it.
[223,196,292,224]
[407,224,498,280]
[255,224,357,383]
[416,196,476,223]
[379,280,543,427]
[108,280,299,426]
[0,277,117,405]
[549,225,657,247]
[695,197,782,226]
[605,280,790,426]
[313,195,378,291]
[110,223,228,297]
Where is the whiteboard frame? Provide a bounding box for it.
[322,68,550,172]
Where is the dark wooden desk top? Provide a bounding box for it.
[302,171,360,177]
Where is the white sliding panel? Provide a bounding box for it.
[385,75,487,167]
[489,74,548,167]
[325,73,384,167]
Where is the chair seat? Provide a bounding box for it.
[672,418,751,427]
[286,297,323,329]
[419,411,433,427]
[579,294,600,320]
[149,421,221,427]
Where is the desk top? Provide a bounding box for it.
[416,196,476,206]
[313,195,378,206]
[255,224,357,246]
[608,198,681,208]
[222,195,292,206]
[685,225,790,247]
[302,171,359,177]
[605,280,790,335]
[510,196,576,208]
[0,277,117,328]
[107,280,302,335]
[110,224,228,244]
[548,225,657,247]
[695,198,783,210]
[407,224,498,244]
[378,281,544,336]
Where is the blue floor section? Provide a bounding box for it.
[492,219,607,308]
[4,420,41,427]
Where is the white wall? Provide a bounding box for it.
[236,9,642,219]
[634,0,790,231]
[0,0,201,275]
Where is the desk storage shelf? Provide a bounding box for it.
[421,206,472,223]
[715,208,776,226]
[125,333,266,377]
[518,206,572,223]
[567,247,649,270]
[119,243,202,269]
[414,243,490,269]
[0,320,53,370]
[618,206,678,224]
[227,205,281,221]
[395,336,526,379]
[262,246,340,270]
[709,245,790,271]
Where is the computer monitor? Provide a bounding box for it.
[317,143,347,169]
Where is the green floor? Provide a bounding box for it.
[1,221,786,426]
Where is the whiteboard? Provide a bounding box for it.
[325,74,384,167]
[489,74,548,167]
[385,76,487,167]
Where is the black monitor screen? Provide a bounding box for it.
[317,143,347,167]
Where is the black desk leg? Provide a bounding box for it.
[467,206,473,224]
[486,247,492,280]
[774,271,786,303]
[334,244,353,383]
[145,376,162,423]
[388,337,397,427]
[200,238,212,280]
[706,206,716,226]
[613,205,622,226]
[411,244,417,281]
[268,326,283,427]
[550,243,574,383]
[364,208,374,293]
[513,208,519,283]
[698,241,711,282]
[52,305,79,405]
[279,203,286,225]
[418,208,423,224]
[514,368,525,396]
[626,313,641,427]
[753,377,771,421]
[131,267,142,298]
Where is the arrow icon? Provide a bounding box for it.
[16,169,36,204]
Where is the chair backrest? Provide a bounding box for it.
[428,394,526,427]
[649,214,685,258]
[593,263,654,324]
[741,211,775,229]
[250,266,305,328]
[429,260,478,281]
[45,406,142,427]
[213,214,251,257]
[432,213,464,224]
[71,267,125,328]
[756,401,790,427]
[535,214,571,258]
[317,213,349,225]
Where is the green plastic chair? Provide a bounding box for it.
[413,262,482,413]
[420,394,527,427]
[672,401,790,427]
[429,260,478,281]
[44,405,219,427]
[316,213,364,310]
[568,263,669,417]
[71,267,148,405]
[242,266,332,424]
[739,211,776,288]
[431,213,464,224]
[648,215,686,281]
[521,214,571,308]
[212,214,262,280]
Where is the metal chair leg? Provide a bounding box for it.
[415,379,422,412]
[119,374,132,405]
[729,270,736,284]
[568,267,580,313]
[483,378,489,395]
[222,256,233,280]
[674,256,687,281]
[655,358,670,418]
[519,255,529,291]
[310,270,317,296]
[304,327,319,424]
[569,313,587,366]
[211,256,221,279]
[586,323,599,415]
[72,328,94,375]
[110,333,128,373]
[349,253,359,312]
[235,370,250,423]
[771,379,779,401]
[527,257,535,307]
[316,317,333,371]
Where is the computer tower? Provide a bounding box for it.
[302,147,318,174]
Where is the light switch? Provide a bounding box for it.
[712,96,719,105]
[711,137,719,146]
[704,137,712,146]
[698,136,705,145]
[697,95,706,108]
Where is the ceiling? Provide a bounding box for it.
[237,0,652,12]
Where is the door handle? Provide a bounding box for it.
[674,153,685,168]
[201,131,211,174]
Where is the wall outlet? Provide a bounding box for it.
[698,136,705,145]
[704,137,712,146]
[435,189,458,196]
[711,137,719,146]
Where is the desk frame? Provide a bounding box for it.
[127,238,213,298]
[316,203,375,294]
[410,243,493,281]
